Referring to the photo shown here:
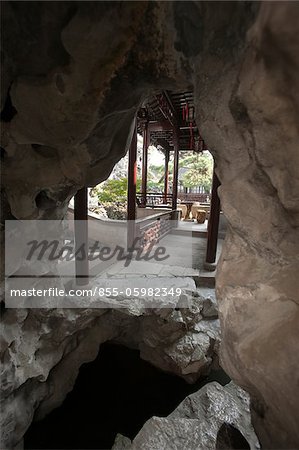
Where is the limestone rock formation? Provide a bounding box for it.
[0,290,219,449]
[118,287,221,383]
[1,1,299,449]
[1,1,183,220]
[112,434,132,450]
[192,3,299,447]
[112,381,260,450]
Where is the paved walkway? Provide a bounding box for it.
[90,225,222,280]
[173,219,208,234]
[58,220,223,291]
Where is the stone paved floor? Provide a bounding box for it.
[174,219,208,234]
[58,222,223,288]
[90,228,223,279]
[55,227,223,309]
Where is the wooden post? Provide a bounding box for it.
[127,123,137,250]
[205,168,221,265]
[141,122,148,207]
[74,187,89,285]
[164,149,169,204]
[172,128,179,211]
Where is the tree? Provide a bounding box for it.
[180,152,213,192]
[92,178,141,203]
[145,164,165,192]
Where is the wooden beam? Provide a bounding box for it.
[74,187,89,285]
[148,120,174,132]
[156,91,178,127]
[127,123,137,249]
[172,128,179,211]
[206,168,221,264]
[141,122,149,207]
[164,149,169,204]
[154,138,173,153]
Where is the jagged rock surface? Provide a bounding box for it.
[1,1,185,220]
[0,291,219,448]
[112,381,260,450]
[192,3,299,448]
[1,2,299,449]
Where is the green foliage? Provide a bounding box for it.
[91,152,213,204]
[146,165,165,191]
[180,153,213,192]
[103,202,127,220]
[92,178,141,203]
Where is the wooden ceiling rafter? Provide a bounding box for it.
[138,89,205,153]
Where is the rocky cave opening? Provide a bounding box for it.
[1,1,299,449]
[24,342,230,450]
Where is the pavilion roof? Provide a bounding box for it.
[137,90,206,153]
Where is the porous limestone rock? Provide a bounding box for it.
[1,1,184,220]
[112,433,132,450]
[118,290,221,383]
[0,290,220,449]
[192,3,299,447]
[112,381,260,450]
[1,2,299,449]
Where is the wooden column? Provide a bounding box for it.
[164,149,169,204]
[74,187,89,285]
[127,123,137,249]
[141,122,149,207]
[205,168,221,265]
[172,128,179,211]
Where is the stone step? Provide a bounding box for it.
[193,270,216,288]
[171,228,207,238]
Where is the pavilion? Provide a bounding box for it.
[73,90,221,284]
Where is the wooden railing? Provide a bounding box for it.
[136,192,210,207]
[136,192,172,208]
[178,193,210,203]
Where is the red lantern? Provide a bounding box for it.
[187,105,195,122]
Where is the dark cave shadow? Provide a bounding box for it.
[24,341,230,450]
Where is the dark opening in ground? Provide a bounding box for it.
[24,341,230,450]
[216,423,250,449]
